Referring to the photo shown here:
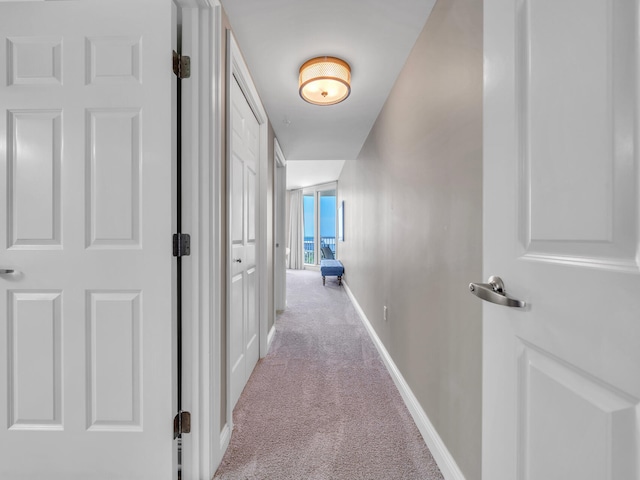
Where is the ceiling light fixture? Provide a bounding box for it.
[299,56,351,106]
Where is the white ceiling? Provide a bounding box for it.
[285,160,346,191]
[220,0,436,186]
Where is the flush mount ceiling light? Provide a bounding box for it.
[299,56,351,106]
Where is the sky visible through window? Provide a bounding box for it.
[304,195,335,239]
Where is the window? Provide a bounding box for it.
[319,189,336,257]
[303,194,315,264]
[302,183,337,265]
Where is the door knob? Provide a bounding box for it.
[0,269,15,275]
[233,258,242,263]
[469,276,525,308]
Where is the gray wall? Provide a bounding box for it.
[338,0,483,477]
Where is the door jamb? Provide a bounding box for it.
[225,29,270,434]
[173,0,225,478]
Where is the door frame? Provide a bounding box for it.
[274,139,286,313]
[173,0,225,478]
[225,27,269,435]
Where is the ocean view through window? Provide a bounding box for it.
[303,194,315,263]
[303,186,337,265]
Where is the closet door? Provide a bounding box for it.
[228,76,260,409]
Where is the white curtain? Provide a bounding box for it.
[287,189,304,269]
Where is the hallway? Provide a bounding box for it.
[214,270,443,479]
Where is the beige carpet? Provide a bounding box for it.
[213,269,444,480]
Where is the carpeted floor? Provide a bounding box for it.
[213,269,444,480]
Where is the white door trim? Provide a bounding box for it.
[173,0,225,478]
[274,138,286,168]
[274,139,286,312]
[225,27,269,437]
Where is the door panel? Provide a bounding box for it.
[229,273,244,405]
[231,155,244,243]
[247,165,256,242]
[228,77,260,410]
[87,291,141,430]
[518,343,637,480]
[483,0,640,479]
[0,2,173,478]
[518,0,638,268]
[245,266,258,364]
[87,109,141,247]
[7,36,62,86]
[8,291,63,429]
[8,110,62,247]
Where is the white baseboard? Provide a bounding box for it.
[267,324,276,350]
[219,422,231,455]
[342,281,466,480]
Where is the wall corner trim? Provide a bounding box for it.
[342,281,467,480]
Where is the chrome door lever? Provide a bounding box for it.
[469,276,525,308]
[0,269,15,275]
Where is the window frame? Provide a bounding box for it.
[302,181,338,265]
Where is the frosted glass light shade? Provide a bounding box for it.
[299,57,351,106]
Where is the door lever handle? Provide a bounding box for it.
[0,269,15,275]
[469,276,525,308]
[233,258,242,263]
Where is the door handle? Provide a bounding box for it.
[0,269,15,275]
[233,258,242,263]
[469,276,525,308]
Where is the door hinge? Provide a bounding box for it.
[173,50,191,79]
[173,233,191,257]
[173,410,191,439]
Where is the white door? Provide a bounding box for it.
[482,0,640,479]
[0,2,174,479]
[229,77,260,409]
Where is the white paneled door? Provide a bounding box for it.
[229,77,260,410]
[483,0,640,479]
[0,1,173,479]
